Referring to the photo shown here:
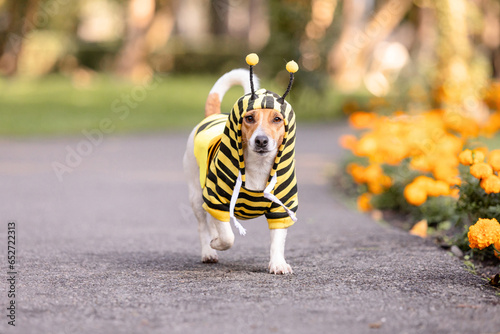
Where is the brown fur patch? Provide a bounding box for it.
[205,93,221,118]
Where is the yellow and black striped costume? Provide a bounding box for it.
[193,88,298,232]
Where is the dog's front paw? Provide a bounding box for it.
[201,247,218,263]
[268,259,293,275]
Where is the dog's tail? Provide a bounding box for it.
[205,69,260,118]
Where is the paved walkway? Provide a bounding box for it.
[1,124,499,334]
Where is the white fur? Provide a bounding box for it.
[269,229,292,274]
[183,69,292,274]
[244,145,277,191]
[209,69,259,101]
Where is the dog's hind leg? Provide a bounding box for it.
[184,129,218,263]
[189,187,218,263]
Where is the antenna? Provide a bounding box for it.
[246,53,259,99]
[281,60,299,100]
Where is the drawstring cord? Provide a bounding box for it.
[229,172,297,236]
[229,172,246,235]
[263,173,298,222]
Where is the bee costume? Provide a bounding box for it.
[194,54,299,235]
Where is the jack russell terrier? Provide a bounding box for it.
[183,54,299,274]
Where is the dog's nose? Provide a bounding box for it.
[255,135,269,148]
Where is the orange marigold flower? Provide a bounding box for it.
[480,175,500,194]
[367,174,391,195]
[368,181,384,195]
[468,218,500,250]
[357,193,373,212]
[410,156,432,172]
[433,164,461,186]
[382,143,408,165]
[339,134,358,150]
[427,180,450,197]
[379,175,392,188]
[473,150,485,164]
[483,112,500,136]
[470,163,493,179]
[349,111,377,129]
[450,188,460,199]
[458,149,473,165]
[412,176,435,189]
[409,219,428,238]
[347,163,366,184]
[354,135,378,156]
[364,164,383,182]
[404,183,427,206]
[438,135,464,155]
[488,149,500,171]
[448,176,462,186]
[446,115,479,138]
[459,149,484,166]
[410,176,450,197]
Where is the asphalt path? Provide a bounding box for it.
[1,123,499,334]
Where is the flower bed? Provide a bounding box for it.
[339,102,500,272]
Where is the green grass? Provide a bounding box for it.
[475,135,500,150]
[0,74,351,137]
[0,75,224,136]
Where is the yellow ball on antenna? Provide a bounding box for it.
[246,53,259,66]
[286,60,299,73]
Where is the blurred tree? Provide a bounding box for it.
[481,0,500,78]
[433,0,489,122]
[326,0,366,91]
[263,0,311,86]
[300,0,337,72]
[248,0,270,50]
[0,0,40,76]
[114,0,156,81]
[327,0,413,92]
[210,0,228,36]
[176,0,209,47]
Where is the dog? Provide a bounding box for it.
[183,55,299,274]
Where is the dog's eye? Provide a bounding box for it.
[245,115,255,123]
[273,117,283,123]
